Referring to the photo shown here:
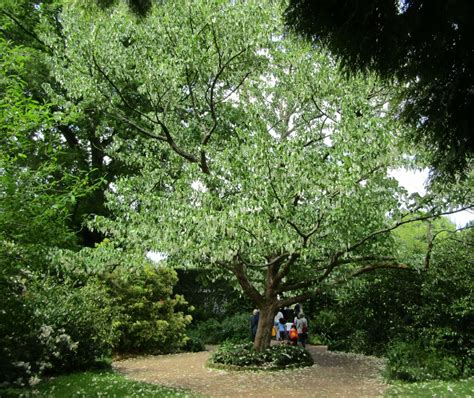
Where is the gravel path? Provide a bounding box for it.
[113,345,388,397]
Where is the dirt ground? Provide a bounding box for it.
[113,345,388,397]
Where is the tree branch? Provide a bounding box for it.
[233,262,264,306]
[108,112,166,141]
[349,263,411,278]
[278,289,321,308]
[271,253,299,289]
[343,206,474,256]
[1,9,53,54]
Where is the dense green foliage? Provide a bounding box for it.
[3,371,198,398]
[1,31,192,383]
[104,264,192,354]
[285,0,474,179]
[312,226,473,381]
[46,0,473,352]
[0,271,118,386]
[188,313,251,345]
[210,342,314,370]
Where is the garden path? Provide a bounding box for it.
[113,345,388,397]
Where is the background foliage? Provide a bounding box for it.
[310,226,473,381]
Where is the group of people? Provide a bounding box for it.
[274,304,308,347]
[249,304,309,347]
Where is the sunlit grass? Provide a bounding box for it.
[385,377,474,397]
[2,371,201,398]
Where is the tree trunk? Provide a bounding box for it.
[253,301,277,351]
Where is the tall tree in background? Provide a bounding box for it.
[47,0,472,350]
[0,37,87,258]
[1,0,133,247]
[285,0,474,179]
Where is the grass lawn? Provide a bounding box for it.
[385,377,474,397]
[1,371,200,398]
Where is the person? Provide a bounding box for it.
[296,312,308,347]
[250,309,259,341]
[289,324,298,346]
[283,306,294,326]
[278,317,287,341]
[293,303,302,324]
[274,309,284,340]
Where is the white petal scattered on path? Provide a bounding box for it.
[113,345,388,398]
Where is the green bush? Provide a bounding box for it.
[0,271,118,387]
[28,279,120,372]
[188,312,250,344]
[386,339,463,382]
[104,265,192,354]
[182,336,206,353]
[210,342,314,370]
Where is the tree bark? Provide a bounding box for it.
[253,300,278,351]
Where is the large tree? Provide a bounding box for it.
[1,0,135,247]
[47,0,472,350]
[285,0,474,179]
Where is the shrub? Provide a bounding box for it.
[104,265,192,354]
[182,336,206,353]
[188,313,251,345]
[0,273,118,387]
[386,339,463,382]
[209,342,314,370]
[28,279,120,372]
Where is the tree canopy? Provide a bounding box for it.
[285,0,474,179]
[42,0,473,350]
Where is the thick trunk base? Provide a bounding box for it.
[253,304,276,351]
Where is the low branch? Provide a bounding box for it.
[350,263,411,278]
[233,262,264,306]
[336,255,396,265]
[278,288,321,308]
[433,224,474,240]
[278,276,320,293]
[343,206,474,257]
[264,253,290,268]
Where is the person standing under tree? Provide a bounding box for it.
[274,309,284,341]
[296,312,308,347]
[250,309,259,341]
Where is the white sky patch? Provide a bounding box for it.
[324,135,333,147]
[389,168,428,195]
[108,182,118,193]
[146,251,167,263]
[191,180,208,192]
[391,168,474,226]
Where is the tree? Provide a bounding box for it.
[1,0,136,247]
[285,0,474,179]
[48,0,472,350]
[0,37,86,255]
